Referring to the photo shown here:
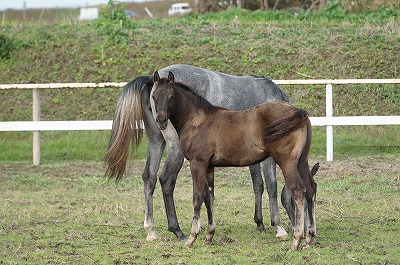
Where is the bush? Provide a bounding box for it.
[0,33,14,59]
[92,0,136,44]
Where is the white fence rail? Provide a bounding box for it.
[1,79,399,165]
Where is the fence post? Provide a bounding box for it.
[33,87,41,166]
[326,83,333,161]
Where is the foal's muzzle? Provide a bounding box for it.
[156,112,168,130]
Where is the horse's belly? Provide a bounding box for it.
[211,147,267,167]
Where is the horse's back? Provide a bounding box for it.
[157,64,288,110]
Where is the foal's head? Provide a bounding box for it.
[152,71,176,130]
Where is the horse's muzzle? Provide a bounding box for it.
[156,113,168,130]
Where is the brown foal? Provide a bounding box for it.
[151,71,317,250]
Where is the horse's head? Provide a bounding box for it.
[152,71,176,130]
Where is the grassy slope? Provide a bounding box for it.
[0,7,399,161]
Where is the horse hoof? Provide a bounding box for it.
[185,240,193,248]
[146,234,157,241]
[276,231,288,240]
[306,231,316,244]
[204,235,214,245]
[204,239,212,245]
[256,224,266,233]
[177,235,187,242]
[275,225,288,239]
[291,239,301,251]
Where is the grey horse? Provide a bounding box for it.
[105,64,293,241]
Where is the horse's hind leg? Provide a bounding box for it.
[249,163,265,232]
[204,167,216,245]
[262,158,288,239]
[159,124,186,241]
[282,163,319,233]
[142,136,164,241]
[279,162,306,251]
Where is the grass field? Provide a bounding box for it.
[0,4,399,264]
[0,125,399,162]
[1,155,399,264]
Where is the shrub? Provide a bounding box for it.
[0,33,14,59]
[92,0,136,44]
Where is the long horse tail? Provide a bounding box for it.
[264,108,309,143]
[104,75,153,181]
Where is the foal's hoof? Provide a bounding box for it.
[291,239,301,251]
[185,234,196,248]
[306,235,315,244]
[185,240,193,248]
[204,239,212,245]
[204,234,214,245]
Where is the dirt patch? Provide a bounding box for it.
[1,155,399,181]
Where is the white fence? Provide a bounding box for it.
[1,79,399,165]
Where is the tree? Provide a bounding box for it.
[195,0,327,13]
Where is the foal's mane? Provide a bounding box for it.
[159,78,226,113]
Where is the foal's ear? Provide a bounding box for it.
[168,71,175,84]
[153,71,160,83]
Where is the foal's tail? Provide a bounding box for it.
[264,108,309,143]
[104,75,153,181]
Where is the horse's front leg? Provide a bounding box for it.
[159,124,186,240]
[262,158,288,239]
[204,167,215,245]
[249,163,265,232]
[299,161,318,245]
[185,162,208,248]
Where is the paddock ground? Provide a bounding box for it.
[1,155,399,264]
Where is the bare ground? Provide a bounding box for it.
[1,155,399,184]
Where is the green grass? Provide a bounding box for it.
[0,131,149,162]
[0,6,399,264]
[1,126,398,163]
[1,156,399,264]
[0,10,399,162]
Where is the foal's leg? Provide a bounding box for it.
[279,163,306,251]
[185,162,208,248]
[282,163,320,233]
[298,160,317,245]
[204,167,216,245]
[262,158,288,239]
[249,163,265,232]
[159,124,186,240]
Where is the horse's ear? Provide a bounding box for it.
[168,71,175,84]
[154,71,160,83]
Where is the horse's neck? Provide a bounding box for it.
[171,86,216,133]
